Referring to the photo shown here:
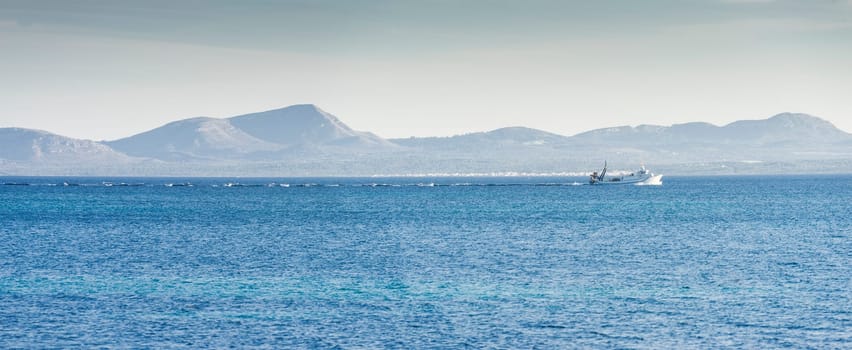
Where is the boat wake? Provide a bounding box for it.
[635,174,664,186]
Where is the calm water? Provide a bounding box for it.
[0,176,849,348]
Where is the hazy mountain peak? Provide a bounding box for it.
[487,126,553,135]
[571,125,635,138]
[101,104,396,161]
[3,127,50,135]
[769,112,818,120]
[0,127,130,163]
[765,112,839,130]
[718,112,849,144]
[671,121,718,128]
[483,127,567,142]
[281,103,325,115]
[635,124,666,132]
[228,104,362,145]
[170,116,215,123]
[232,104,351,128]
[0,127,57,141]
[106,116,279,160]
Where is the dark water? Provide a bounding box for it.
[1,176,850,348]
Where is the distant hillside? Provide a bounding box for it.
[572,113,850,146]
[564,112,852,164]
[2,107,851,176]
[106,104,397,161]
[0,128,132,163]
[229,104,393,149]
[105,117,281,161]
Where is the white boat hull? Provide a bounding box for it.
[636,174,663,186]
[589,164,663,185]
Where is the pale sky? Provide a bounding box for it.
[1,0,851,140]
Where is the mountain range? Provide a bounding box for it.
[103,104,394,162]
[2,104,851,176]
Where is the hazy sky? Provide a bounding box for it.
[2,0,851,140]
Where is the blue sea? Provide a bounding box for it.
[1,175,849,348]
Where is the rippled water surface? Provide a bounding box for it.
[1,175,850,348]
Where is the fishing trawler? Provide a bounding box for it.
[589,162,663,185]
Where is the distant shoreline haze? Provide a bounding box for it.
[2,104,851,176]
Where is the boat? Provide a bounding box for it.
[589,162,663,185]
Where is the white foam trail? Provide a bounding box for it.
[634,175,663,186]
[370,171,594,177]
